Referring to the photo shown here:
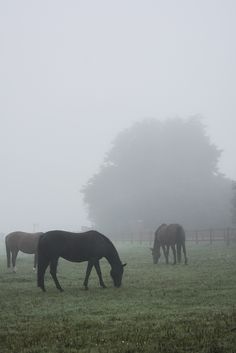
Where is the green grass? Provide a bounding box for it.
[0,241,236,353]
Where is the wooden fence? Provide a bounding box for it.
[120,228,236,246]
[185,228,236,245]
[1,229,236,246]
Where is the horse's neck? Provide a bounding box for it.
[153,236,158,248]
[154,224,167,246]
[154,231,160,248]
[105,249,122,269]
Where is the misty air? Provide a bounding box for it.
[0,1,236,352]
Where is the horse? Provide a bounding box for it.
[151,223,187,265]
[37,230,126,292]
[5,231,44,272]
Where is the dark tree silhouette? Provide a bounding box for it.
[82,118,232,237]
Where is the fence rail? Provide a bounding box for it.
[185,228,236,245]
[118,228,236,246]
[1,229,236,246]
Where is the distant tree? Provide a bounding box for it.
[82,118,232,237]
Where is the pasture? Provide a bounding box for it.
[0,239,236,353]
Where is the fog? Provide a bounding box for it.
[0,1,236,233]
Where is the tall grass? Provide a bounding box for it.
[0,241,235,352]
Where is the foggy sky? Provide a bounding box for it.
[0,0,236,233]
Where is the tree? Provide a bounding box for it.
[82,117,232,237]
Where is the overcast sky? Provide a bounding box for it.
[0,0,235,233]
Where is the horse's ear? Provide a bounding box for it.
[122,263,127,267]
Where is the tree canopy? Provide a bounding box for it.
[82,118,232,237]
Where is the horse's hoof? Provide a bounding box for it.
[84,286,88,290]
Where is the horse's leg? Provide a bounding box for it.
[166,245,170,264]
[33,252,38,271]
[5,242,11,268]
[37,258,50,292]
[94,260,106,288]
[12,250,19,272]
[182,242,188,265]
[50,258,63,292]
[176,243,181,263]
[162,245,168,264]
[171,245,176,265]
[83,261,93,290]
[163,245,170,264]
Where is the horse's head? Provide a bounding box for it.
[110,263,126,287]
[150,246,161,264]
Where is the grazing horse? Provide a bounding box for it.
[5,231,43,272]
[37,230,126,292]
[151,223,187,265]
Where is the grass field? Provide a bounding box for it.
[0,240,236,353]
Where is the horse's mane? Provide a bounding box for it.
[95,231,121,263]
[95,231,117,248]
[154,224,167,248]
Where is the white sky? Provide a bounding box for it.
[0,0,235,233]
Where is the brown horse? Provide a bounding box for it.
[151,223,187,265]
[5,231,43,272]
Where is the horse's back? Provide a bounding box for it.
[175,224,186,243]
[39,230,107,245]
[38,230,111,262]
[155,223,185,245]
[5,231,21,243]
[5,231,43,253]
[166,224,185,244]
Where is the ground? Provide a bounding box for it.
[0,241,235,353]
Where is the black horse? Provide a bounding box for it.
[151,223,187,265]
[37,230,126,292]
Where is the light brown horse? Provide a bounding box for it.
[5,231,43,272]
[151,223,187,265]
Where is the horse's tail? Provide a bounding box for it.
[5,236,11,268]
[176,242,181,263]
[37,234,49,290]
